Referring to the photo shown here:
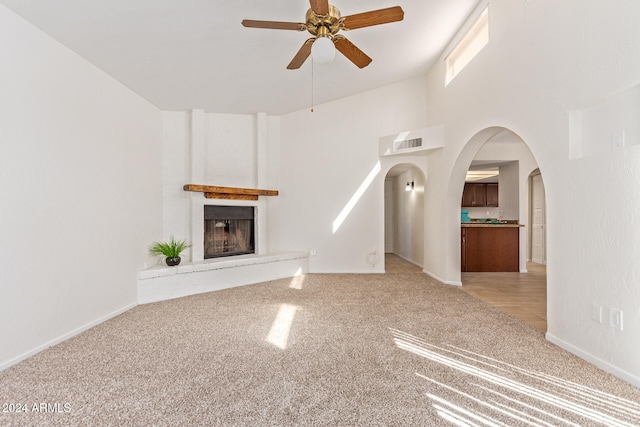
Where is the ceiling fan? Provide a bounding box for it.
[242,0,404,69]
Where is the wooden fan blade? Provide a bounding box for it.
[334,37,372,68]
[342,6,404,30]
[242,19,306,31]
[287,38,314,69]
[309,0,330,16]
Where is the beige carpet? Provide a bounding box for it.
[1,272,639,426]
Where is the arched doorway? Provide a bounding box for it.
[384,163,425,269]
[450,127,549,331]
[460,129,542,271]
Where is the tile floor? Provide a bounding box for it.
[385,254,547,333]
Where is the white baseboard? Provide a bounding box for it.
[393,253,424,269]
[546,333,640,389]
[423,269,462,286]
[311,269,385,274]
[0,302,137,372]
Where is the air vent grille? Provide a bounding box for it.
[394,138,423,151]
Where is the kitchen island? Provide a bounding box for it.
[461,222,523,272]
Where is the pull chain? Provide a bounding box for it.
[311,59,315,113]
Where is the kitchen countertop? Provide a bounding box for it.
[461,222,524,227]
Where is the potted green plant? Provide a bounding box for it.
[148,236,191,266]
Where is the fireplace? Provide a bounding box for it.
[204,206,255,259]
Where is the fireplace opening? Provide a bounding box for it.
[204,206,255,259]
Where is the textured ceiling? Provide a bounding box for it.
[1,0,480,115]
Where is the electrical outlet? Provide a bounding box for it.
[609,308,623,331]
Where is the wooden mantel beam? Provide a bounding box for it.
[204,193,258,201]
[183,184,278,200]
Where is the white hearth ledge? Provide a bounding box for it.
[138,251,309,304]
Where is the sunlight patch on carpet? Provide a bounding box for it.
[430,393,505,427]
[389,328,640,427]
[266,304,298,349]
[289,272,306,290]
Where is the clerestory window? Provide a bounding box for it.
[445,5,489,85]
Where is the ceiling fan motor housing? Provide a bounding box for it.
[305,5,343,37]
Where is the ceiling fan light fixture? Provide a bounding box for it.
[311,35,335,64]
[242,4,404,69]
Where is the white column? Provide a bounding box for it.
[190,109,206,262]
[256,112,268,255]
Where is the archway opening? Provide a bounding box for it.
[384,164,425,271]
[451,127,548,332]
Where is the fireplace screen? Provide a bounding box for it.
[204,206,255,259]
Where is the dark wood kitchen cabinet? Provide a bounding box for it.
[485,183,498,207]
[461,225,519,272]
[461,183,498,207]
[462,183,484,207]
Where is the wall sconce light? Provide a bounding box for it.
[405,181,414,192]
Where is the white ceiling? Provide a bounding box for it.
[1,0,480,115]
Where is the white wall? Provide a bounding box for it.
[393,169,425,267]
[497,162,519,220]
[0,5,162,369]
[162,111,191,245]
[423,0,640,386]
[276,77,428,273]
[384,179,395,253]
